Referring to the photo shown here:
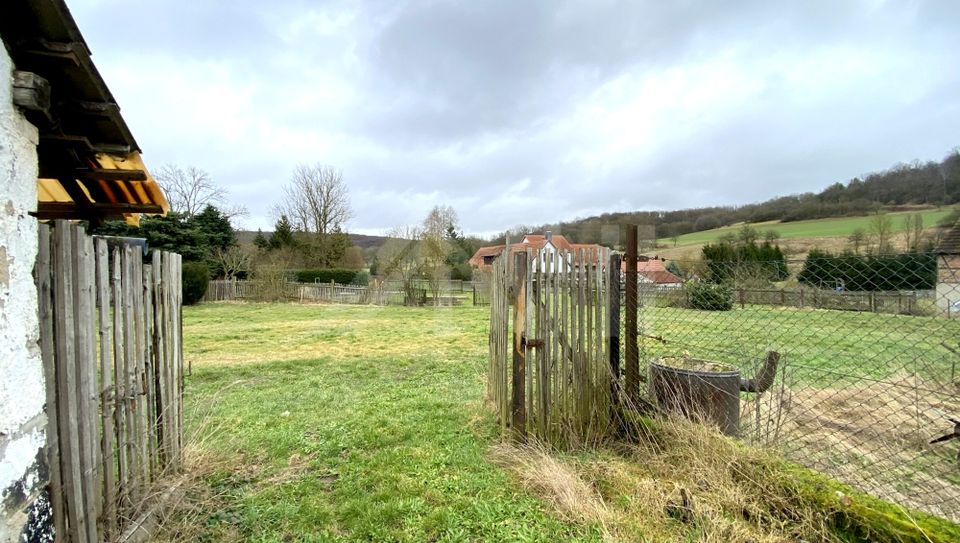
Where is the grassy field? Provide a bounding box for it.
[640,304,960,385]
[174,303,600,542]
[169,301,960,542]
[672,207,956,247]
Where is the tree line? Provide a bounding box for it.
[492,146,960,246]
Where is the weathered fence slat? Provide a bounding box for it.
[38,222,185,542]
[52,222,88,543]
[95,237,117,539]
[36,224,66,539]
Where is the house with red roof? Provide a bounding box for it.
[621,257,684,288]
[469,231,607,271]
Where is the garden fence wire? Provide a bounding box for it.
[637,252,960,522]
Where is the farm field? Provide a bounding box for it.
[671,207,956,247]
[167,302,960,542]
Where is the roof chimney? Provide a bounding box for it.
[545,230,553,243]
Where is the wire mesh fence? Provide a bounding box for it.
[638,252,960,522]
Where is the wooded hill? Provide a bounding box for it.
[492,147,960,246]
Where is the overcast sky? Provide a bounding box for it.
[70,0,960,236]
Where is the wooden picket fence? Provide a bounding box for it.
[488,247,619,446]
[204,279,408,305]
[36,221,184,543]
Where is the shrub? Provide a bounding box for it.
[686,282,733,311]
[181,261,210,305]
[349,270,371,286]
[797,250,936,291]
[450,262,473,281]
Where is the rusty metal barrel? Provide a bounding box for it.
[649,352,780,436]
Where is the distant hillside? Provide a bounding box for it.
[491,146,960,246]
[672,208,955,247]
[236,230,390,251]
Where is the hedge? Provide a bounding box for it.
[182,261,210,305]
[797,250,937,291]
[686,282,734,311]
[292,269,368,285]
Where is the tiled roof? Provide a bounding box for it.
[639,270,684,285]
[469,234,606,267]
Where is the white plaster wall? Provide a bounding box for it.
[0,41,46,542]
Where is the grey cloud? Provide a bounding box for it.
[65,0,960,235]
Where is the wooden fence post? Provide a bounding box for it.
[624,225,639,404]
[608,253,622,422]
[511,251,528,441]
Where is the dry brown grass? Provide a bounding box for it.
[489,442,612,530]
[742,375,960,521]
[489,415,864,543]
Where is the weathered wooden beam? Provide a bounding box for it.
[40,134,132,155]
[75,168,148,182]
[64,100,121,117]
[12,71,51,112]
[33,201,164,220]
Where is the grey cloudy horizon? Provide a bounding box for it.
[69,0,960,237]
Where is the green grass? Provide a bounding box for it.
[639,304,960,386]
[172,302,960,542]
[673,208,956,247]
[177,303,603,542]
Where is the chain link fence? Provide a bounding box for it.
[637,252,960,521]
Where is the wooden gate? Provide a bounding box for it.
[487,247,620,446]
[36,221,184,542]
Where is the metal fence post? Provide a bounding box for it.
[625,225,639,404]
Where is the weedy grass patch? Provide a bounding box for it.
[163,302,602,542]
[163,302,959,542]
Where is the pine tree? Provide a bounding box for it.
[269,215,295,249]
[254,229,269,250]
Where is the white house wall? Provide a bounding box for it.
[0,44,48,542]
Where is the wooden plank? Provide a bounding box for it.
[75,168,148,182]
[142,263,158,478]
[73,226,101,543]
[151,252,169,468]
[608,253,622,423]
[551,250,560,441]
[33,201,165,220]
[95,237,118,539]
[174,253,185,468]
[53,221,88,542]
[585,250,594,421]
[121,246,140,508]
[132,253,149,488]
[111,245,129,518]
[511,251,528,441]
[36,224,66,539]
[527,250,536,435]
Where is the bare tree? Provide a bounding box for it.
[213,245,252,280]
[848,228,866,254]
[155,164,246,218]
[378,226,424,305]
[902,213,924,251]
[869,212,894,254]
[277,164,352,235]
[421,206,458,304]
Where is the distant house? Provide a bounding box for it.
[936,219,960,314]
[621,257,684,288]
[469,231,607,272]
